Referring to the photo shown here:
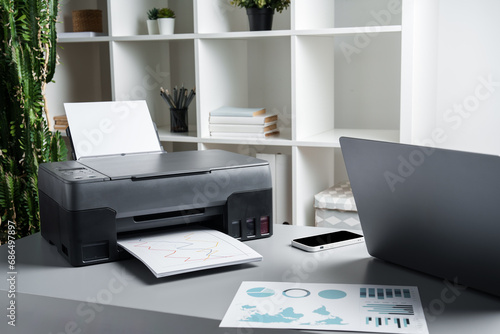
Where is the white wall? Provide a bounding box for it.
[409,0,500,155]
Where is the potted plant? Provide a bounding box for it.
[146,7,159,35]
[157,7,176,35]
[0,0,67,244]
[231,0,290,31]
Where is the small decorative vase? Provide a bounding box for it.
[246,7,274,31]
[158,18,175,35]
[147,20,159,35]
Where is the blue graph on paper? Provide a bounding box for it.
[238,286,348,326]
[220,282,429,334]
[240,304,346,325]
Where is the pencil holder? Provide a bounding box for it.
[170,108,188,132]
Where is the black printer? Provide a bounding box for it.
[38,101,273,267]
[39,150,273,266]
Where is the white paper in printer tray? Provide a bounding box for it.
[64,100,162,159]
[118,227,263,278]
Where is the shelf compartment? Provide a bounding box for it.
[334,32,401,129]
[294,0,402,30]
[111,39,196,133]
[294,146,350,226]
[197,37,292,140]
[294,31,401,141]
[109,0,194,36]
[57,0,109,36]
[196,0,291,33]
[294,146,335,226]
[294,35,335,140]
[45,42,112,124]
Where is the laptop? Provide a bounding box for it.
[340,137,500,297]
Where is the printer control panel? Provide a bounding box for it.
[42,161,109,183]
[58,167,102,181]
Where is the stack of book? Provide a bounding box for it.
[53,115,68,131]
[209,107,279,138]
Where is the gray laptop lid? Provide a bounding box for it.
[340,137,500,297]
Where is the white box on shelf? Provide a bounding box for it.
[314,181,361,230]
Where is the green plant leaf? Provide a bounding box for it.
[0,0,65,244]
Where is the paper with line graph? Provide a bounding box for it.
[118,228,262,277]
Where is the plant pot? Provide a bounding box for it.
[246,7,274,31]
[158,18,175,35]
[147,19,159,35]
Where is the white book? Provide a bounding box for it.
[209,123,277,133]
[210,129,280,138]
[118,227,262,278]
[210,106,266,117]
[210,113,278,125]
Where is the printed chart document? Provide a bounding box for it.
[118,228,262,278]
[220,281,429,334]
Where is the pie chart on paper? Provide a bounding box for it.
[246,287,275,298]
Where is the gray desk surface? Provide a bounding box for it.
[1,224,500,333]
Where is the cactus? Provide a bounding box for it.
[0,0,67,244]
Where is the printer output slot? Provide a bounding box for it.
[134,208,205,222]
[116,206,224,234]
[131,171,210,181]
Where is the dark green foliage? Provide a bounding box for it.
[0,0,67,244]
[158,7,175,19]
[147,7,159,20]
[230,0,291,13]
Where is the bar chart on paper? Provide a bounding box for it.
[360,285,421,332]
[366,316,412,329]
[360,287,413,299]
[220,282,429,334]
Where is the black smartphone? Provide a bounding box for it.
[291,230,364,252]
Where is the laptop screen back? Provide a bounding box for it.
[340,137,500,297]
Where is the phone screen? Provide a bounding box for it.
[294,231,363,247]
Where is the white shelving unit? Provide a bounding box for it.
[46,0,407,227]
